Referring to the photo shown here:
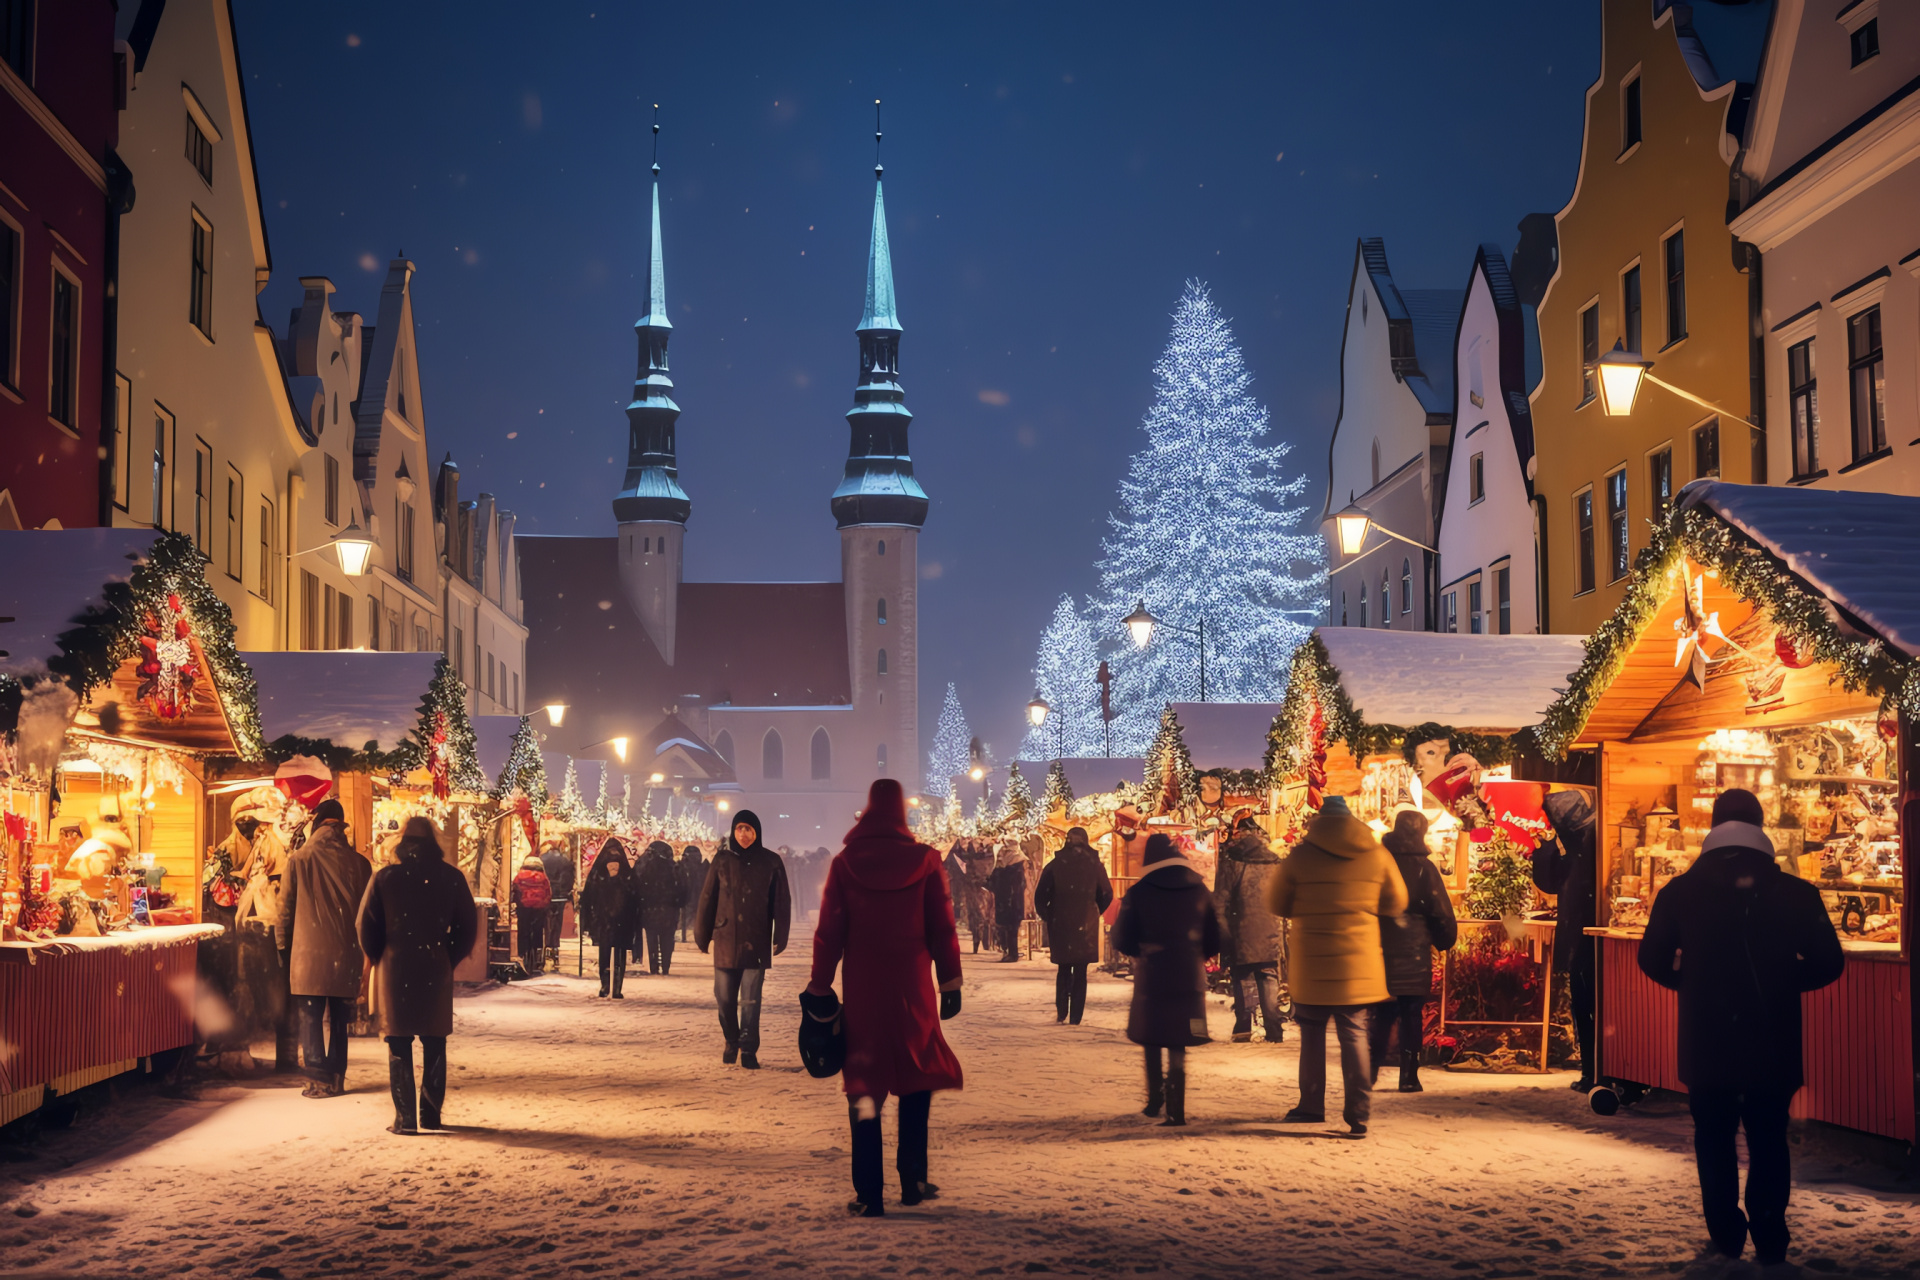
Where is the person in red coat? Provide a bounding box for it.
[807,779,965,1217]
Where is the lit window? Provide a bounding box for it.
[1648,447,1673,522]
[1579,303,1599,404]
[1693,420,1720,480]
[1606,469,1629,582]
[1575,489,1595,595]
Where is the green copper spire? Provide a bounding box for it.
[613,108,689,526]
[860,180,901,333]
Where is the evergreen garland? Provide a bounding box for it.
[493,715,548,806]
[1041,757,1075,815]
[1533,500,1919,759]
[1142,704,1197,813]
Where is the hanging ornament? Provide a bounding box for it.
[136,594,201,722]
[1305,699,1328,811]
[430,710,452,800]
[1878,716,1900,742]
[1775,631,1815,669]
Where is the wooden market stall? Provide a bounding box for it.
[1,530,257,1125]
[1533,481,1914,1142]
[1271,627,1592,1071]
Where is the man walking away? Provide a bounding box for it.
[988,845,1028,962]
[1033,826,1113,1024]
[1113,833,1220,1126]
[636,841,682,974]
[510,854,552,977]
[276,798,371,1099]
[1533,790,1598,1090]
[678,845,707,942]
[1368,809,1456,1092]
[695,811,791,1069]
[1638,788,1843,1267]
[1268,796,1407,1137]
[540,841,575,972]
[1213,815,1288,1044]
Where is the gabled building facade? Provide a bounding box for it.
[280,275,368,652]
[1529,0,1773,639]
[1731,0,1920,495]
[436,457,525,717]
[1321,237,1460,634]
[110,0,313,649]
[522,150,925,847]
[1436,245,1542,635]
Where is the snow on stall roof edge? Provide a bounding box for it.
[1312,629,1588,730]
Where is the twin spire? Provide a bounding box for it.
[612,103,927,534]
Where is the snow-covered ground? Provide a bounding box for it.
[2,935,1914,1279]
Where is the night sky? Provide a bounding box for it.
[236,1,1597,769]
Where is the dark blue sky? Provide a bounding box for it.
[236,1,1598,768]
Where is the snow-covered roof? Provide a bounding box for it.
[243,651,439,752]
[1679,479,1920,658]
[1313,628,1588,730]
[0,529,163,683]
[1166,702,1281,772]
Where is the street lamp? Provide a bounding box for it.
[1122,601,1210,701]
[1327,502,1436,561]
[544,703,568,727]
[293,516,377,577]
[610,737,629,764]
[1592,338,1757,428]
[1027,692,1049,728]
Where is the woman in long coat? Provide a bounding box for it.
[1113,833,1220,1126]
[635,841,683,975]
[807,779,964,1217]
[578,839,639,999]
[356,816,479,1135]
[1033,827,1113,1025]
[987,845,1028,962]
[1368,810,1457,1093]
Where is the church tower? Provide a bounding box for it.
[835,108,925,789]
[614,116,689,664]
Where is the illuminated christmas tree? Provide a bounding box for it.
[925,682,971,798]
[1019,595,1106,760]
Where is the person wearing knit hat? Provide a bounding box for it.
[1266,795,1408,1137]
[1638,787,1844,1266]
[1112,832,1221,1126]
[1368,808,1456,1094]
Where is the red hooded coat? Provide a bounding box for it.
[809,781,965,1101]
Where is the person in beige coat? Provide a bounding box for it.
[276,799,371,1098]
[1266,796,1407,1136]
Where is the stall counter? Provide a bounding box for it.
[0,924,222,1126]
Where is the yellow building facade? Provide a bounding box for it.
[1531,0,1766,638]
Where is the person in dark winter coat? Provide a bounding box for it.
[1268,796,1407,1137]
[1367,810,1457,1093]
[539,843,576,970]
[1533,789,1598,1088]
[356,816,479,1135]
[1033,827,1113,1024]
[1638,789,1844,1267]
[987,845,1028,962]
[678,845,707,941]
[276,799,371,1098]
[1113,833,1221,1126]
[634,841,683,974]
[808,780,965,1216]
[960,842,994,953]
[578,839,639,999]
[695,811,792,1069]
[509,855,552,977]
[1212,816,1288,1044]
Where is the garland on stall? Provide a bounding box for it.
[1532,501,1919,760]
[493,715,549,808]
[46,532,264,758]
[1264,634,1523,784]
[1143,705,1198,813]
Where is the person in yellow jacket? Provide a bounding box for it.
[1266,795,1408,1137]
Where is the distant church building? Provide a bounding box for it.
[520,145,925,846]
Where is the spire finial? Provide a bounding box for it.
[874,98,883,179]
[650,103,661,175]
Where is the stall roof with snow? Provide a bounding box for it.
[1166,703,1282,773]
[1313,630,1587,731]
[1535,481,1919,755]
[244,651,441,753]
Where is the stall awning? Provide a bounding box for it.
[1167,703,1281,773]
[1313,629,1588,733]
[242,651,440,752]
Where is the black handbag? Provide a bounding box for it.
[797,989,846,1079]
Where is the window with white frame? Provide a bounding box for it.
[1847,305,1886,461]
[1789,337,1820,477]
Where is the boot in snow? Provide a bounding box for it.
[1161,1057,1187,1126]
[1142,1057,1164,1118]
[386,1045,418,1135]
[1397,1050,1423,1093]
[611,952,627,999]
[722,1044,739,1065]
[740,1050,761,1070]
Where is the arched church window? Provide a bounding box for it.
[714,730,734,767]
[877,540,886,556]
[877,648,888,675]
[1401,559,1412,614]
[642,537,650,553]
[1381,573,1391,628]
[763,729,784,780]
[1371,440,1380,488]
[877,598,888,625]
[810,729,831,781]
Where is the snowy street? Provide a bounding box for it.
[2,937,1913,1279]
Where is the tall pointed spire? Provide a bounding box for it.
[613,106,689,526]
[831,101,928,530]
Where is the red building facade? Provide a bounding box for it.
[0,0,118,529]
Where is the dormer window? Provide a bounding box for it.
[1851,17,1880,67]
